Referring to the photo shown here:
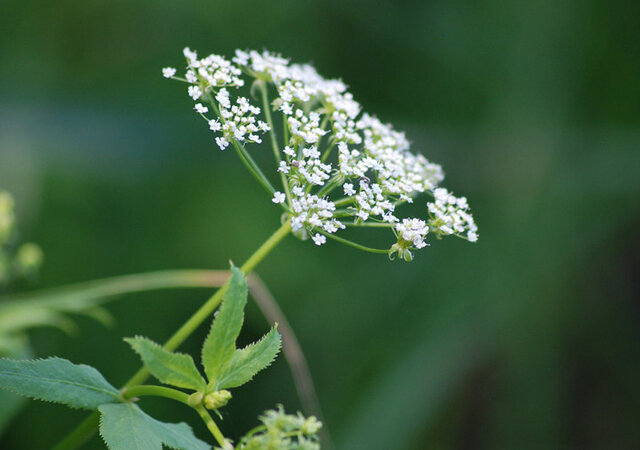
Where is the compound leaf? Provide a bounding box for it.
[201,265,247,384]
[217,325,281,390]
[125,336,205,391]
[0,357,120,409]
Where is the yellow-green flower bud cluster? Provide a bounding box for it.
[220,405,322,450]
[0,191,43,285]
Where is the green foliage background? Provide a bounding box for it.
[1,0,639,448]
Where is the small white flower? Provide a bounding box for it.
[185,70,197,83]
[272,192,286,204]
[233,49,249,66]
[215,136,229,150]
[183,47,197,62]
[208,119,221,132]
[215,88,231,108]
[280,102,293,115]
[278,161,290,174]
[356,210,369,221]
[303,147,320,159]
[188,86,202,100]
[194,103,208,114]
[343,183,356,196]
[162,67,176,78]
[312,233,326,246]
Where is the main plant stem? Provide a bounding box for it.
[196,406,226,446]
[54,221,291,450]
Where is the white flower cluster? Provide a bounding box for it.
[166,47,478,259]
[209,89,270,150]
[428,188,478,242]
[183,47,244,89]
[286,110,326,145]
[163,48,268,151]
[288,186,345,240]
[395,218,429,249]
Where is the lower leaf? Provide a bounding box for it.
[99,403,210,450]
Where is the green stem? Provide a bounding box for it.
[333,209,357,218]
[54,222,292,450]
[283,112,289,147]
[321,141,335,163]
[318,111,335,163]
[205,90,275,195]
[259,82,292,206]
[259,82,281,163]
[196,406,226,446]
[333,196,354,207]
[316,177,341,198]
[52,413,99,450]
[126,222,291,384]
[343,221,393,228]
[315,113,331,147]
[231,140,276,194]
[121,385,191,405]
[320,231,389,254]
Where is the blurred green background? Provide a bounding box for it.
[1,0,639,448]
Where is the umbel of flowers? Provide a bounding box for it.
[164,48,478,261]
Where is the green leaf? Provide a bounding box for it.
[0,339,31,435]
[145,411,211,450]
[217,326,281,390]
[99,403,210,450]
[0,357,120,409]
[99,403,160,450]
[201,265,248,384]
[125,336,205,391]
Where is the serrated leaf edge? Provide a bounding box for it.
[0,357,120,410]
[201,265,248,383]
[217,325,282,389]
[98,403,210,450]
[124,336,206,391]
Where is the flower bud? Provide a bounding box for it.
[301,416,322,435]
[203,390,232,410]
[15,243,43,275]
[0,191,15,245]
[388,241,413,262]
